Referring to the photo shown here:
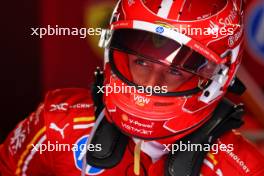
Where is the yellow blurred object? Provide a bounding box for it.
[134,140,143,176]
[84,1,115,58]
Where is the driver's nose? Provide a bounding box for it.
[142,67,164,87]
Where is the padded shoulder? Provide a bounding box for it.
[44,88,94,108]
[215,130,264,175]
[42,88,96,142]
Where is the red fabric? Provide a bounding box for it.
[1,88,264,176]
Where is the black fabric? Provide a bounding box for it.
[228,77,246,95]
[92,67,105,118]
[87,68,129,168]
[86,118,129,168]
[165,99,244,176]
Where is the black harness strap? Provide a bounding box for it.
[87,67,129,168]
[165,99,244,176]
[92,67,105,118]
[87,68,244,175]
[86,118,129,168]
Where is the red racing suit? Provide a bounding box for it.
[1,88,264,176]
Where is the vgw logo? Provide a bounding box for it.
[246,1,264,63]
[133,94,150,106]
[73,135,104,175]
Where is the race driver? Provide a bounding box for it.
[1,0,264,175]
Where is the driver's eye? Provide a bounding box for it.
[168,67,183,76]
[135,58,148,66]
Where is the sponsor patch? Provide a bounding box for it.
[73,135,104,175]
[155,26,165,34]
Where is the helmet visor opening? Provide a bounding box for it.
[109,29,217,93]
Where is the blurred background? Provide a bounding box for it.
[0,0,264,153]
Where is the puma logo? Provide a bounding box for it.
[49,123,69,139]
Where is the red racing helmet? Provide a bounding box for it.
[99,0,245,140]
